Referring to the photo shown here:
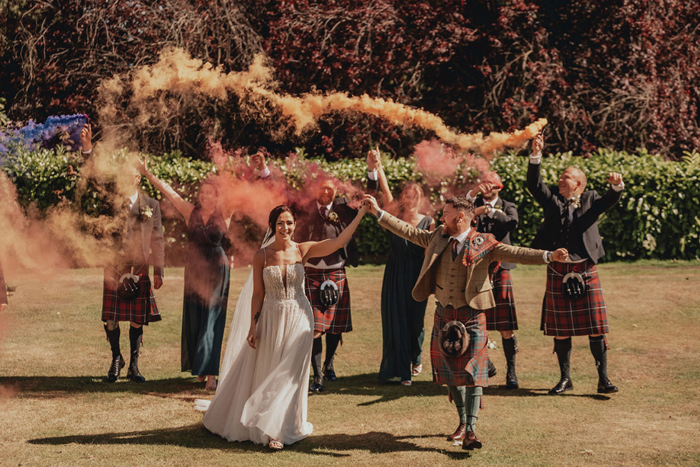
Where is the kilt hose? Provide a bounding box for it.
[541,260,608,337]
[485,267,518,331]
[102,265,161,325]
[431,303,489,387]
[304,267,352,334]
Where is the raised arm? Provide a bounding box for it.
[300,203,369,261]
[367,148,394,205]
[363,194,434,248]
[136,158,195,223]
[526,131,554,207]
[247,249,266,349]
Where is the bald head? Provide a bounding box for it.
[559,167,587,198]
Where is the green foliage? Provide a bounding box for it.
[2,146,698,262]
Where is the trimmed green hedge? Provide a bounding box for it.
[2,147,699,263]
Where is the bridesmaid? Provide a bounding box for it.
[138,160,233,390]
[367,150,435,386]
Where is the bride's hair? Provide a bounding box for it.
[269,205,296,228]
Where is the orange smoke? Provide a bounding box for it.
[98,47,547,156]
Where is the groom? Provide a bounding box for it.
[364,194,568,450]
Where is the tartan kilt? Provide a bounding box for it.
[485,267,518,331]
[430,303,489,387]
[102,265,161,325]
[540,260,608,336]
[304,267,352,334]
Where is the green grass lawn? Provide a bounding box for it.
[1,262,699,466]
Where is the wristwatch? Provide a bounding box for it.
[484,204,493,215]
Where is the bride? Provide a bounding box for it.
[197,202,368,450]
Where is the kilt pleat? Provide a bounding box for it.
[540,260,608,336]
[485,267,518,331]
[101,265,161,325]
[430,304,488,387]
[304,267,352,334]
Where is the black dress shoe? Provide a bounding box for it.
[447,423,467,442]
[127,363,146,383]
[107,354,125,382]
[461,431,483,450]
[310,376,323,393]
[505,376,519,390]
[324,368,337,381]
[548,377,573,395]
[488,362,497,378]
[597,378,619,394]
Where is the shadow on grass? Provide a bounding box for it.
[484,386,612,401]
[28,424,473,460]
[312,373,446,406]
[0,376,207,399]
[318,373,612,404]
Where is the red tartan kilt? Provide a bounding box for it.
[304,267,352,334]
[102,266,161,325]
[430,304,489,387]
[485,267,518,331]
[541,260,608,336]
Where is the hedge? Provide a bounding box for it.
[2,147,699,263]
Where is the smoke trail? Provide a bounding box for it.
[98,47,546,156]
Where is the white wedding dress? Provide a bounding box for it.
[197,247,314,446]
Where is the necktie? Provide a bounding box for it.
[451,238,459,261]
[320,206,329,219]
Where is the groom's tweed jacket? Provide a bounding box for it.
[378,212,547,310]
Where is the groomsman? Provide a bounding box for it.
[295,179,359,393]
[81,125,165,383]
[364,193,568,450]
[466,173,521,389]
[528,132,623,395]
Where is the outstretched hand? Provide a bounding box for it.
[606,172,623,185]
[531,131,544,156]
[363,194,380,215]
[551,248,569,262]
[80,124,92,152]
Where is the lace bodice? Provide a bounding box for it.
[262,263,306,302]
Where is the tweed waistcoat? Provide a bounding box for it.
[434,248,469,309]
